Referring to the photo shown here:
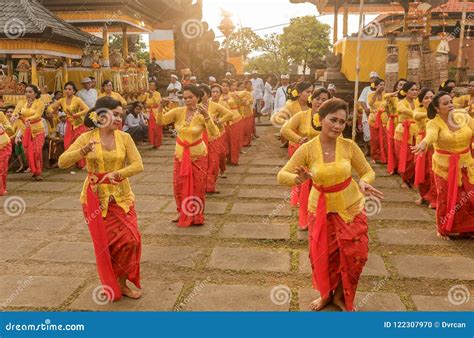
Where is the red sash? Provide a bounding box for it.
[176,137,203,227]
[387,115,397,173]
[311,177,352,298]
[63,120,74,150]
[398,120,415,173]
[435,147,470,232]
[414,130,427,186]
[85,172,124,302]
[374,111,387,163]
[148,108,156,146]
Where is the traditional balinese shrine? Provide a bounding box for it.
[293,0,472,98]
[0,0,103,104]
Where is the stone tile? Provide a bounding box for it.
[135,197,169,213]
[206,188,235,198]
[31,242,95,263]
[133,184,168,196]
[0,275,84,308]
[381,188,418,203]
[391,255,474,280]
[208,247,290,272]
[298,288,341,311]
[1,215,72,231]
[17,181,79,192]
[412,295,474,311]
[5,181,27,189]
[147,150,176,157]
[216,176,242,185]
[298,288,406,311]
[37,196,80,210]
[242,176,279,186]
[371,207,432,222]
[69,281,183,311]
[142,157,170,164]
[139,173,174,183]
[142,218,213,236]
[238,188,289,199]
[0,195,52,213]
[221,222,290,240]
[374,167,390,177]
[376,228,451,246]
[0,240,42,260]
[183,283,289,311]
[48,173,87,182]
[224,166,247,174]
[297,230,309,241]
[231,202,292,217]
[373,177,401,189]
[299,252,389,277]
[141,245,203,268]
[252,158,286,166]
[162,201,227,214]
[143,165,173,173]
[247,166,283,175]
[354,292,406,311]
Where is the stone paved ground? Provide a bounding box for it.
[0,125,473,311]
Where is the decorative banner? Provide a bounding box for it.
[228,56,244,75]
[149,30,176,70]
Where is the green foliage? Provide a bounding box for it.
[225,28,263,59]
[245,34,289,76]
[280,16,331,73]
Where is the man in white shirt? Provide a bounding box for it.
[250,70,265,120]
[358,71,379,150]
[167,74,182,102]
[273,74,290,115]
[225,72,233,81]
[76,77,97,109]
[208,76,216,85]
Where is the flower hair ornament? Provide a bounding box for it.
[89,111,98,123]
[308,95,313,104]
[370,82,376,89]
[312,112,320,128]
[399,89,406,96]
[291,89,299,97]
[441,81,446,88]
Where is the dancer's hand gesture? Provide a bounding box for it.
[294,166,312,185]
[359,180,384,200]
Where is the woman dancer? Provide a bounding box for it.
[278,98,382,311]
[141,80,162,148]
[58,96,144,301]
[99,80,127,107]
[386,79,406,175]
[413,88,437,208]
[395,81,419,188]
[280,87,329,230]
[367,78,388,164]
[412,91,474,239]
[155,84,219,226]
[14,85,46,180]
[48,81,89,168]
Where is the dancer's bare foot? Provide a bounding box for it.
[310,295,333,311]
[220,173,227,178]
[15,166,24,173]
[415,197,423,205]
[437,232,451,240]
[33,175,43,181]
[121,284,142,299]
[371,159,376,164]
[429,203,436,209]
[401,182,409,189]
[332,295,348,311]
[298,226,308,231]
[172,214,179,222]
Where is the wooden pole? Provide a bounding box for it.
[122,25,128,58]
[102,27,110,67]
[352,0,365,141]
[333,3,339,45]
[343,0,349,37]
[31,55,38,86]
[456,0,467,84]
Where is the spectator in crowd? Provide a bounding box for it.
[124,101,148,144]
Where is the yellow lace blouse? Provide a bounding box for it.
[221,94,242,123]
[238,90,254,117]
[58,129,144,217]
[13,99,45,136]
[277,136,375,222]
[140,91,162,108]
[208,101,234,135]
[368,92,388,128]
[47,96,89,130]
[422,114,474,185]
[155,106,219,160]
[395,98,419,144]
[0,112,13,137]
[280,109,320,145]
[272,100,304,127]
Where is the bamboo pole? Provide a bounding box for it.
[455,0,467,84]
[352,0,365,141]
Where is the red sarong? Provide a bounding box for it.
[435,148,473,234]
[386,115,397,174]
[83,173,141,302]
[174,139,207,226]
[298,179,311,229]
[22,127,45,176]
[398,120,415,173]
[64,121,87,168]
[228,121,241,165]
[219,131,228,174]
[395,139,415,185]
[415,147,437,207]
[0,138,12,196]
[242,116,252,147]
[148,108,162,149]
[414,132,427,186]
[206,137,221,193]
[309,177,368,311]
[369,112,387,163]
